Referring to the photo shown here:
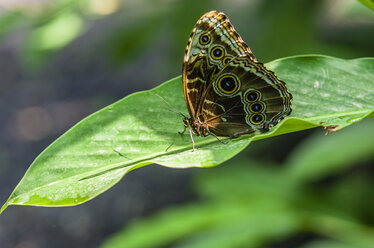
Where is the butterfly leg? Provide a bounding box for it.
[178,125,187,135]
[189,128,195,152]
[179,125,196,151]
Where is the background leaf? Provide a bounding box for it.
[358,0,374,10]
[1,55,374,212]
[100,161,301,248]
[285,118,374,182]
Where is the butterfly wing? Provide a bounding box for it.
[183,10,292,138]
[183,10,256,118]
[200,56,292,138]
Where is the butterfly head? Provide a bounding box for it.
[182,117,208,137]
[182,117,190,129]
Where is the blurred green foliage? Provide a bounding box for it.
[359,0,374,10]
[0,0,86,69]
[101,119,374,248]
[0,0,373,247]
[1,0,373,70]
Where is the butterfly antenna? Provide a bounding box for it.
[165,142,174,152]
[208,130,228,144]
[154,93,187,118]
[113,149,131,160]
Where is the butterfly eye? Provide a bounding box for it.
[245,91,260,102]
[210,46,225,60]
[249,102,264,113]
[250,114,265,125]
[223,57,232,66]
[199,33,211,45]
[217,74,239,94]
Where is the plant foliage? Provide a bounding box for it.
[1,55,373,213]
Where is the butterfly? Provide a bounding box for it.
[180,11,292,151]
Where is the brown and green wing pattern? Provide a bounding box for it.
[183,10,256,118]
[182,10,292,138]
[201,56,293,138]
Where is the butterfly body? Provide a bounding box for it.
[182,11,292,148]
[182,117,208,137]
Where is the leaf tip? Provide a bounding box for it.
[0,204,8,214]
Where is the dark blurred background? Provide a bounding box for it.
[0,0,373,247]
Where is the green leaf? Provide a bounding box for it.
[100,204,225,248]
[1,55,374,212]
[0,11,24,39]
[307,214,374,248]
[285,118,374,183]
[23,11,83,69]
[301,240,366,248]
[100,164,300,248]
[269,56,374,130]
[358,0,374,10]
[100,201,299,248]
[100,156,374,248]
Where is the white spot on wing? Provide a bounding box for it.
[204,99,226,112]
[187,88,198,93]
[203,109,216,116]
